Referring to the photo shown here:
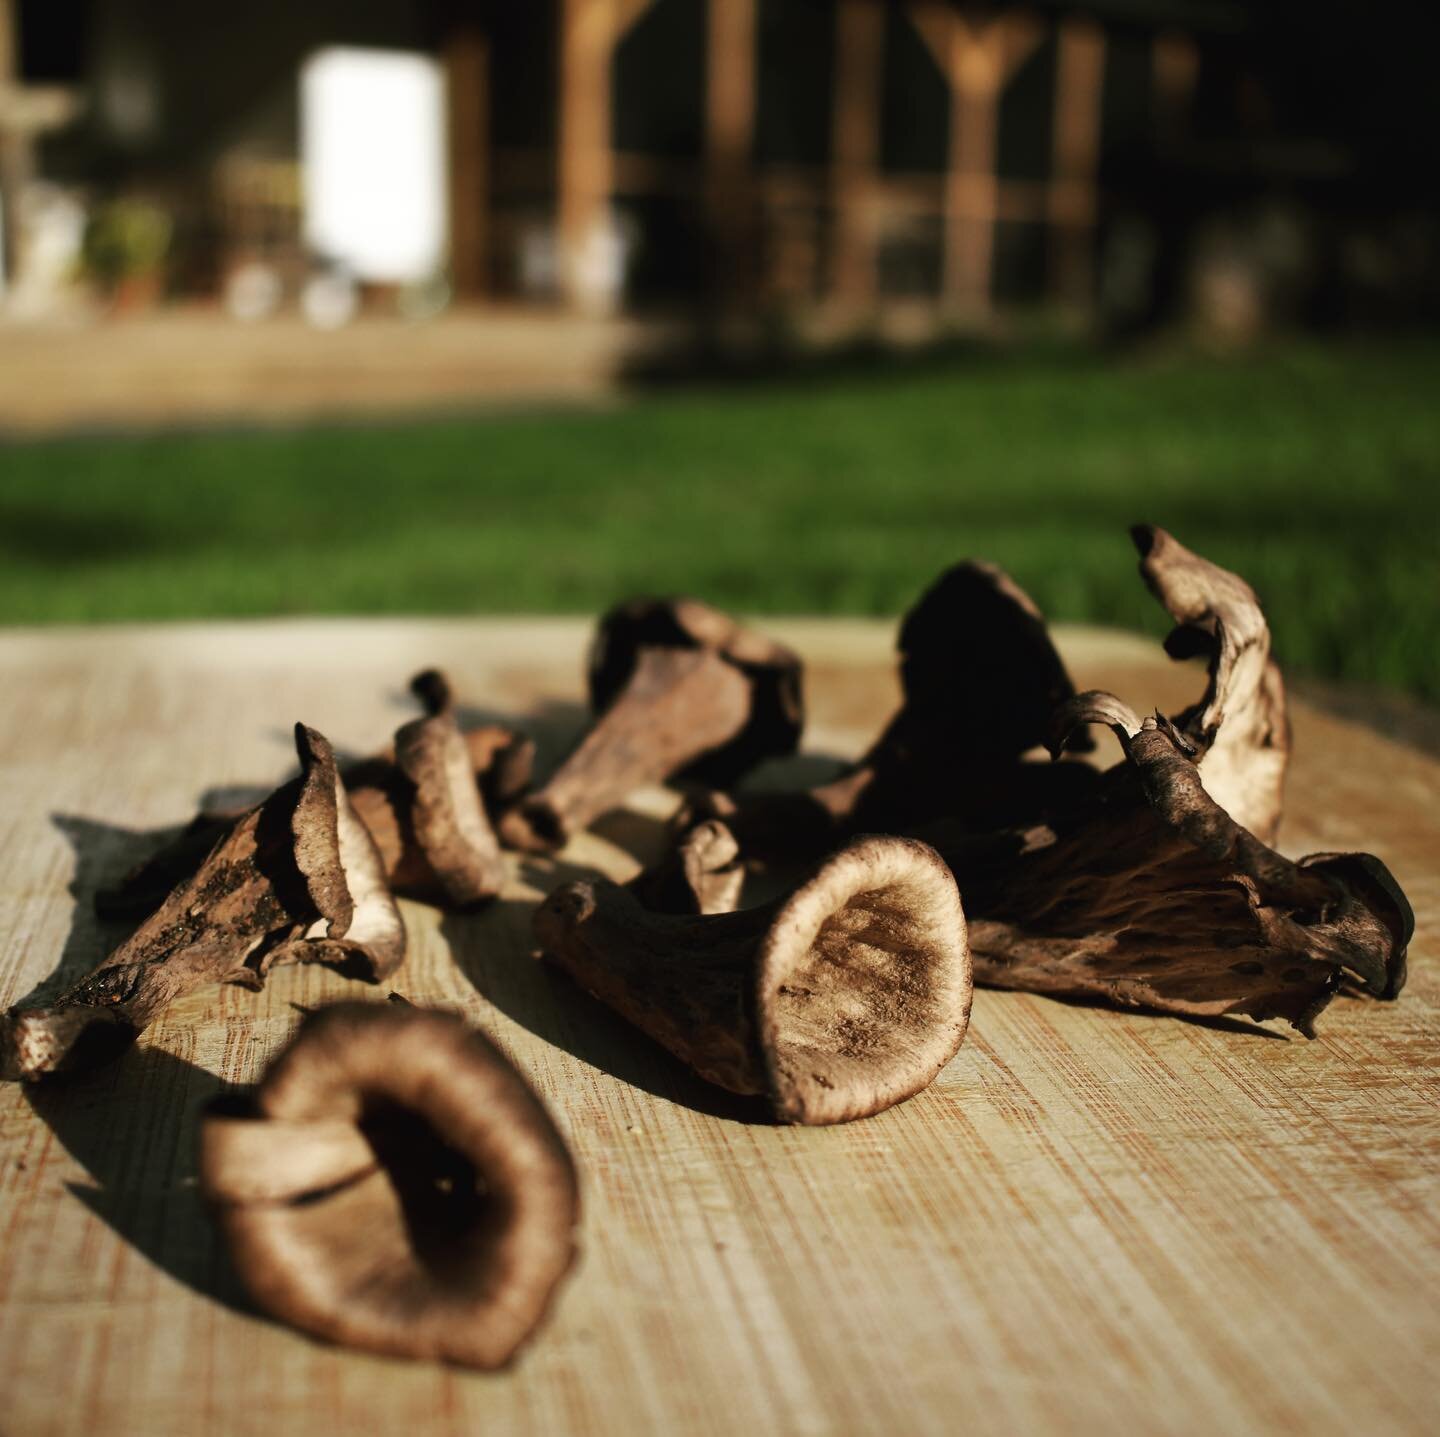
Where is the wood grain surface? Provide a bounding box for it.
[0,619,1435,1437]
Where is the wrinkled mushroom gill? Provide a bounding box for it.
[970,838,1337,1018]
[759,839,971,1124]
[930,704,1412,1036]
[201,1004,579,1369]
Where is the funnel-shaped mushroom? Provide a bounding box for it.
[680,561,1095,865]
[200,1002,580,1369]
[499,598,803,853]
[98,670,524,919]
[533,835,970,1124]
[2,726,405,1082]
[925,694,1411,1036]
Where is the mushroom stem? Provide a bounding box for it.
[2,726,405,1082]
[200,1003,580,1370]
[533,835,970,1124]
[499,598,804,854]
[501,646,753,852]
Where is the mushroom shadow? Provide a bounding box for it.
[24,1044,259,1317]
[13,814,185,1012]
[995,986,1293,1040]
[584,806,676,870]
[441,888,771,1125]
[580,744,858,875]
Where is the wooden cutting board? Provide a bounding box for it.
[0,619,1435,1437]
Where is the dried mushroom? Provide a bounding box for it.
[533,834,970,1124]
[98,670,523,917]
[1130,524,1289,842]
[348,670,508,905]
[680,561,1097,866]
[921,535,1416,1042]
[201,1002,579,1369]
[660,526,1408,1037]
[925,692,1410,1036]
[2,726,405,1082]
[499,597,803,853]
[898,526,1406,1035]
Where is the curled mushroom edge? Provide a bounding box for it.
[534,833,971,1125]
[95,667,524,919]
[200,1001,580,1370]
[1,723,405,1083]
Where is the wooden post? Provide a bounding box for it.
[558,0,614,309]
[1048,16,1105,307]
[557,0,655,310]
[705,0,756,309]
[831,0,884,313]
[446,25,489,301]
[0,0,23,288]
[947,17,1002,321]
[908,4,1042,323]
[0,0,80,293]
[1153,29,1198,144]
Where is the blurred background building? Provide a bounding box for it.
[1,1,1435,713]
[3,0,1435,340]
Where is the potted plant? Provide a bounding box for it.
[80,197,172,312]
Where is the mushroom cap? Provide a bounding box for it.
[896,560,1090,756]
[757,836,972,1125]
[586,597,804,783]
[200,1003,580,1369]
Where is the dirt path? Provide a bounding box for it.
[0,308,659,433]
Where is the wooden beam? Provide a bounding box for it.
[831,0,884,311]
[908,5,1044,322]
[1,0,24,287]
[706,0,755,167]
[1049,16,1105,306]
[947,16,1001,321]
[557,0,656,310]
[1153,29,1198,144]
[558,0,612,308]
[705,0,756,306]
[905,1,948,76]
[446,26,489,301]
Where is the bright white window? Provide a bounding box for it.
[300,47,447,283]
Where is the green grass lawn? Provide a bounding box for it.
[3,337,1437,700]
